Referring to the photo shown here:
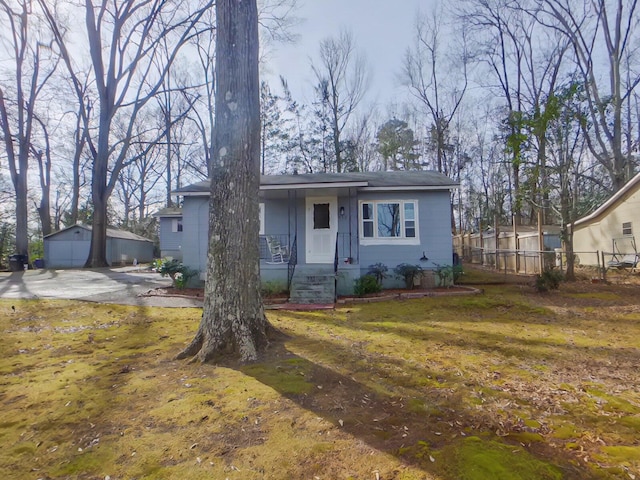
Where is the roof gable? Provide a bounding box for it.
[574,172,640,228]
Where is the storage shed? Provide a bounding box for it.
[44,224,154,268]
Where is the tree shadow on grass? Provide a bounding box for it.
[232,327,597,480]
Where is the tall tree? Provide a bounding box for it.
[177,0,270,362]
[348,111,380,172]
[260,80,290,174]
[0,0,57,258]
[31,114,53,236]
[311,29,369,173]
[538,0,640,191]
[376,118,421,170]
[40,0,211,267]
[463,0,527,224]
[543,81,587,280]
[403,6,468,176]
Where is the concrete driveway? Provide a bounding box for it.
[0,266,203,307]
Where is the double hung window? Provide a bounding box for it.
[171,219,183,233]
[360,200,419,244]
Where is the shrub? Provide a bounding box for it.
[261,280,288,297]
[29,239,44,261]
[534,268,564,293]
[434,264,464,288]
[434,264,453,288]
[354,274,382,296]
[452,264,464,282]
[154,258,197,289]
[367,263,388,286]
[394,263,423,290]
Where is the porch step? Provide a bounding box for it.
[289,266,336,304]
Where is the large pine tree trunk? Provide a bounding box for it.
[177,0,270,363]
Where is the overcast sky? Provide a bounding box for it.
[264,0,432,110]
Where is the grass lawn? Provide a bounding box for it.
[1,268,639,479]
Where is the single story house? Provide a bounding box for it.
[44,223,155,268]
[573,172,640,266]
[173,170,458,302]
[153,207,183,260]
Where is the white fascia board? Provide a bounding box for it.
[260,181,369,190]
[573,172,640,227]
[360,185,458,192]
[177,191,209,196]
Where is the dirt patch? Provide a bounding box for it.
[146,286,479,305]
[339,286,481,303]
[142,287,204,298]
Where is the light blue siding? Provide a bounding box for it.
[44,226,154,268]
[357,191,453,288]
[158,217,183,259]
[181,197,209,279]
[182,188,453,292]
[110,238,154,263]
[263,197,299,253]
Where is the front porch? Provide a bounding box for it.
[259,233,361,300]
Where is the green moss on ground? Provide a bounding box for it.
[437,436,563,480]
[2,274,640,480]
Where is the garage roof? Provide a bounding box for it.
[44,223,153,243]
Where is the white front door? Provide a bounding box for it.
[305,196,338,264]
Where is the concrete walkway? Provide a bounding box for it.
[0,266,204,308]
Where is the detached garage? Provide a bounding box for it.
[44,223,154,268]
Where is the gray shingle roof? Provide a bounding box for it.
[174,170,457,194]
[45,224,153,243]
[152,207,183,217]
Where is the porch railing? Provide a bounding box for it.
[259,232,357,265]
[287,235,297,291]
[336,232,358,264]
[259,234,290,261]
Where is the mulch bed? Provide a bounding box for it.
[143,286,481,306]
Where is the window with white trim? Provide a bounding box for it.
[623,221,632,236]
[359,200,419,244]
[171,218,183,233]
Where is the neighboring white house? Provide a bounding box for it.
[44,224,155,268]
[573,172,640,265]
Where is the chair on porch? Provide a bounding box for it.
[266,236,289,264]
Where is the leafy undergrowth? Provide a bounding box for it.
[1,272,639,479]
